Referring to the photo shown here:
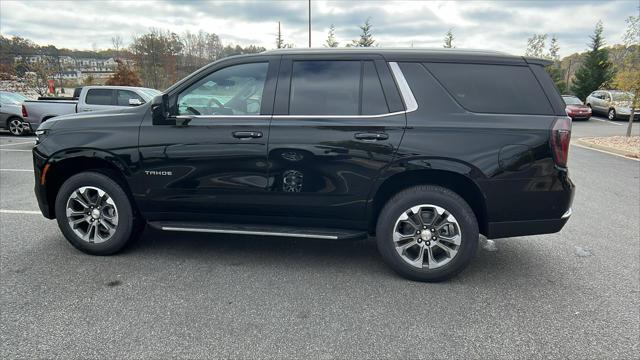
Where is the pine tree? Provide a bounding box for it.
[351,18,375,47]
[571,21,615,100]
[325,24,339,47]
[443,28,454,48]
[546,36,566,93]
[548,36,560,61]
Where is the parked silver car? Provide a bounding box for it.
[22,86,161,130]
[585,90,639,121]
[0,91,29,136]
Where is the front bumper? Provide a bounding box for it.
[33,149,53,219]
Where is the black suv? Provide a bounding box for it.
[33,49,574,281]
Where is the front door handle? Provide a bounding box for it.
[233,131,263,139]
[354,132,389,141]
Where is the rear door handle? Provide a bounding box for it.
[354,132,389,141]
[233,131,263,139]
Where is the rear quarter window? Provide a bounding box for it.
[425,63,553,115]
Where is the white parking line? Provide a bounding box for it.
[0,209,41,215]
[0,168,33,172]
[591,117,623,126]
[571,143,640,161]
[0,141,35,147]
[0,149,32,152]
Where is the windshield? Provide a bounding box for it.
[562,96,583,105]
[140,89,162,100]
[0,92,27,104]
[612,92,633,101]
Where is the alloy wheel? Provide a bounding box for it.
[65,186,119,243]
[392,204,462,269]
[8,119,24,136]
[608,109,616,120]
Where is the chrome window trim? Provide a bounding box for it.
[388,61,418,112]
[174,61,418,120]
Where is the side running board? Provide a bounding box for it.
[147,221,367,240]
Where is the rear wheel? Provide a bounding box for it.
[376,185,479,282]
[55,172,141,255]
[7,118,26,136]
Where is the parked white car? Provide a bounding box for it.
[585,90,639,121]
[22,86,161,130]
[0,91,29,136]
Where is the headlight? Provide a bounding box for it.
[35,129,49,143]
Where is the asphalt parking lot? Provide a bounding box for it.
[1,116,639,359]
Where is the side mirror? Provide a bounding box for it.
[151,94,172,125]
[129,98,143,106]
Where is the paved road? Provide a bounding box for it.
[1,119,639,359]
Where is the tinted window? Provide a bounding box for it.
[362,61,389,115]
[178,62,268,116]
[426,63,553,115]
[117,90,145,106]
[85,89,113,105]
[290,61,360,115]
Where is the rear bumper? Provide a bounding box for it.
[483,173,575,239]
[486,213,570,239]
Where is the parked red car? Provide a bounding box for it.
[562,95,591,121]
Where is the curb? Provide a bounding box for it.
[575,138,640,159]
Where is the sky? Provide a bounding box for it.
[0,0,637,57]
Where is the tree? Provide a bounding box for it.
[614,15,639,136]
[106,59,141,86]
[546,36,567,93]
[525,34,547,58]
[112,35,124,60]
[571,21,615,100]
[325,24,339,47]
[351,18,376,47]
[548,36,560,61]
[443,28,454,48]
[23,61,55,96]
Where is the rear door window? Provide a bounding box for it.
[425,63,553,115]
[85,89,114,105]
[288,60,389,116]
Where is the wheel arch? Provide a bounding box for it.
[43,150,137,219]
[368,161,488,236]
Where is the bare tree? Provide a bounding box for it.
[112,35,124,60]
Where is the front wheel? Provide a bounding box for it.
[376,185,479,282]
[608,108,616,120]
[55,172,141,255]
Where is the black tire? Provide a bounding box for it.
[608,108,616,121]
[55,171,141,255]
[376,185,479,282]
[7,117,26,136]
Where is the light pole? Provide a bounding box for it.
[308,0,311,47]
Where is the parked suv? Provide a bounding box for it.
[585,90,639,121]
[33,49,574,281]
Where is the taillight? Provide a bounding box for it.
[550,116,572,168]
[21,104,28,118]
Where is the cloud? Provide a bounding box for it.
[0,0,635,56]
